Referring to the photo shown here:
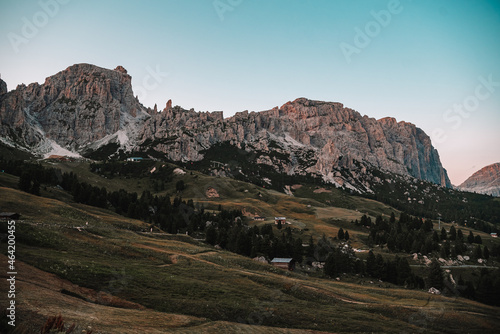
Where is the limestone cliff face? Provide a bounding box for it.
[140,98,451,187]
[459,163,500,197]
[0,64,451,187]
[0,64,146,154]
[0,79,7,95]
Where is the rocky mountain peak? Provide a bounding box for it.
[114,65,128,74]
[164,99,172,112]
[0,78,7,95]
[278,98,350,120]
[377,117,398,126]
[0,63,145,155]
[459,163,500,197]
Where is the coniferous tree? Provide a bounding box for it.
[354,258,365,275]
[475,271,500,306]
[366,250,376,276]
[475,245,483,259]
[454,239,464,255]
[396,257,412,286]
[432,230,440,243]
[375,254,385,279]
[457,229,464,240]
[18,172,32,192]
[428,260,443,290]
[206,225,217,245]
[422,237,433,255]
[324,252,337,277]
[344,230,350,241]
[440,227,447,241]
[387,235,396,251]
[423,219,433,232]
[449,225,457,241]
[443,242,450,258]
[468,231,475,244]
[338,228,345,240]
[450,246,457,258]
[483,245,490,260]
[306,235,315,260]
[474,235,482,244]
[30,179,41,196]
[440,247,447,259]
[361,214,371,227]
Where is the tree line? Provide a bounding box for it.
[354,212,496,261]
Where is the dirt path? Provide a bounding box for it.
[131,243,226,269]
[131,241,371,306]
[129,241,500,319]
[0,254,334,333]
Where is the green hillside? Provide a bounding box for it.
[1,186,499,333]
[1,156,500,333]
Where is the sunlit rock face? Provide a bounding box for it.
[459,163,500,197]
[0,64,451,187]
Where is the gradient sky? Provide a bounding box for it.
[1,0,499,185]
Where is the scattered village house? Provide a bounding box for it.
[271,258,296,271]
[46,155,74,162]
[491,233,498,238]
[126,157,143,162]
[253,216,265,221]
[274,217,287,225]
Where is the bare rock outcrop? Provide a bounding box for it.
[206,187,220,198]
[459,163,500,196]
[114,65,128,74]
[0,78,7,95]
[164,99,172,112]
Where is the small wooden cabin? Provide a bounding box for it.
[271,258,296,271]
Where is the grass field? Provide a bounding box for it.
[1,186,500,333]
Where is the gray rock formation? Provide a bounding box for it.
[459,163,500,196]
[0,63,451,187]
[139,97,450,187]
[0,78,7,95]
[0,63,147,154]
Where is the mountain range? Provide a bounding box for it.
[0,63,452,190]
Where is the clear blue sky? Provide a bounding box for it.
[1,0,499,185]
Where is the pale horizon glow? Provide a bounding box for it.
[1,0,499,185]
